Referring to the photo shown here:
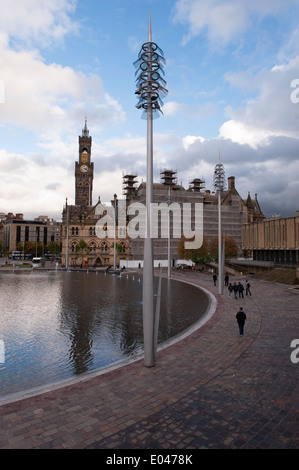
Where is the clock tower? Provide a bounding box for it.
[75,119,94,206]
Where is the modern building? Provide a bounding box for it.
[0,212,61,255]
[242,211,299,264]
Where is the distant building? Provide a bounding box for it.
[242,211,299,264]
[124,171,265,264]
[0,212,61,254]
[61,122,265,267]
[61,121,131,268]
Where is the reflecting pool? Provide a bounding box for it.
[0,271,209,398]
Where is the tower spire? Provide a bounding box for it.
[148,10,152,42]
[82,117,89,137]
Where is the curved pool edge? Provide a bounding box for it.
[156,275,217,352]
[0,277,217,407]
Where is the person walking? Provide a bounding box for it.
[228,283,233,298]
[236,307,246,336]
[246,280,251,296]
[224,273,229,286]
[213,273,217,286]
[238,282,244,298]
[233,282,238,299]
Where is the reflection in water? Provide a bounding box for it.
[0,271,209,397]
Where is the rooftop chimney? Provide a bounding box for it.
[228,176,235,190]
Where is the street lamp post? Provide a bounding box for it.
[213,156,226,295]
[113,194,117,270]
[134,11,168,367]
[167,186,171,278]
[65,198,69,270]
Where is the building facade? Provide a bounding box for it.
[0,213,61,255]
[124,171,265,264]
[61,122,130,268]
[61,122,265,267]
[242,211,299,264]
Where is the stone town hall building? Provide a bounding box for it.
[61,121,129,268]
[61,122,265,268]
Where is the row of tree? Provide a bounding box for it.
[1,236,239,265]
[0,241,61,258]
[178,235,238,267]
[74,240,125,260]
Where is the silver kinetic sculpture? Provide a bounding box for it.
[213,155,226,295]
[134,12,168,367]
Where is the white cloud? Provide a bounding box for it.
[220,55,299,147]
[0,44,126,138]
[0,148,73,218]
[182,135,205,150]
[172,0,299,46]
[163,101,181,116]
[0,0,78,47]
[219,120,273,148]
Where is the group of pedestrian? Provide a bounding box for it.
[227,280,251,299]
[211,272,250,337]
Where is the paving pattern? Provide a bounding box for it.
[0,270,298,449]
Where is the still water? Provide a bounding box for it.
[0,271,209,398]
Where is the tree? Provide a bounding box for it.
[177,235,211,267]
[46,241,61,257]
[224,236,238,261]
[112,242,125,254]
[0,242,9,259]
[20,241,44,257]
[177,237,192,261]
[209,236,238,262]
[75,240,91,264]
[209,237,219,262]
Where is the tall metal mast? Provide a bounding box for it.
[213,154,226,295]
[134,11,168,367]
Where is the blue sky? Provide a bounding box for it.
[0,0,299,220]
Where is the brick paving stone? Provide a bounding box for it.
[0,270,298,449]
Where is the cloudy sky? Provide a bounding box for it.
[0,0,298,221]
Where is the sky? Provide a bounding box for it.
[0,0,298,221]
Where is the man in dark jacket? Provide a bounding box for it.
[238,282,244,298]
[236,307,246,336]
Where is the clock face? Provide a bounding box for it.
[80,165,88,173]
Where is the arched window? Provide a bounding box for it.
[101,242,108,253]
[71,241,78,253]
[118,242,126,253]
[89,242,97,253]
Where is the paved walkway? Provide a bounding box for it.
[0,270,298,449]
